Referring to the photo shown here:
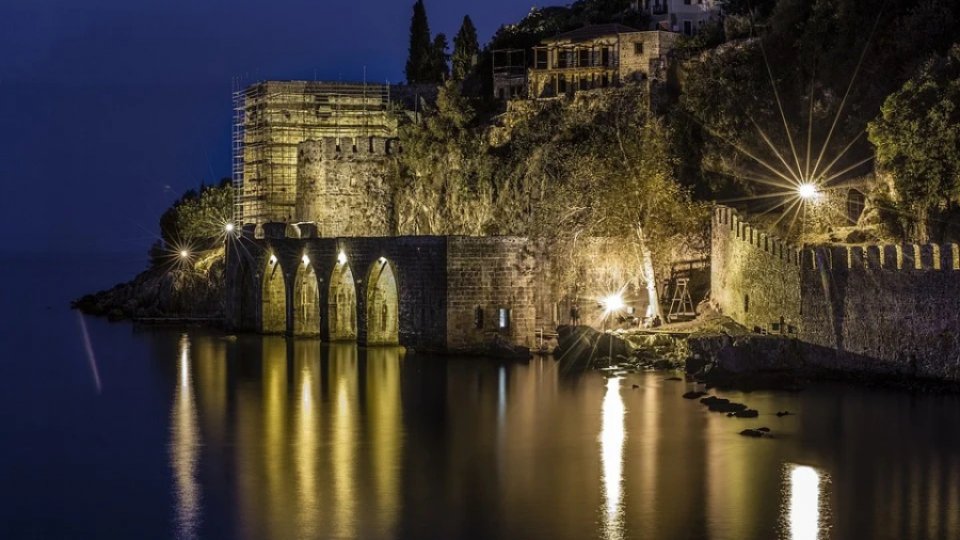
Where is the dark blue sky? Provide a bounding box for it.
[0,0,534,254]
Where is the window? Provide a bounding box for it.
[634,42,644,55]
[474,306,484,329]
[684,0,691,4]
[498,308,511,330]
[601,47,610,67]
[578,48,591,67]
[683,20,693,35]
[535,49,548,69]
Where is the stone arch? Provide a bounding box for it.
[328,261,358,341]
[261,256,287,334]
[365,258,399,346]
[293,261,320,336]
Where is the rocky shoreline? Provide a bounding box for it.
[555,321,960,394]
[72,253,225,322]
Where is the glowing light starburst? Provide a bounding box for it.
[704,14,885,240]
[797,183,819,201]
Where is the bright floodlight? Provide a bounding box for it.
[225,223,235,233]
[301,254,310,266]
[269,254,277,265]
[179,250,190,258]
[337,250,348,265]
[798,183,819,200]
[601,293,625,314]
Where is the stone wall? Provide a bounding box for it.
[617,31,677,82]
[800,243,960,380]
[712,205,960,381]
[237,81,397,224]
[711,206,801,332]
[225,234,539,354]
[445,237,538,351]
[295,137,396,237]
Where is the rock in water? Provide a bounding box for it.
[683,391,708,399]
[740,429,765,438]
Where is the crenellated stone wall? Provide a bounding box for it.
[295,137,397,237]
[712,205,960,380]
[711,206,801,333]
[800,242,960,379]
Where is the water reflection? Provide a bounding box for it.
[157,334,960,540]
[329,343,359,539]
[783,464,829,540]
[293,340,320,537]
[600,377,625,540]
[170,334,201,540]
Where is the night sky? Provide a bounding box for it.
[0,0,532,254]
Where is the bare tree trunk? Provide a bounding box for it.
[637,226,662,321]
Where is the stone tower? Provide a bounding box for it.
[295,137,397,237]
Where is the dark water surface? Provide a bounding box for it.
[2,255,960,539]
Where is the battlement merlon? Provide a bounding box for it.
[313,136,400,159]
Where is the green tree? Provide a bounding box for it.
[154,179,234,264]
[868,44,960,242]
[405,0,434,83]
[452,15,479,80]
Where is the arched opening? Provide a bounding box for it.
[328,261,357,341]
[366,259,399,346]
[293,261,320,336]
[261,256,287,334]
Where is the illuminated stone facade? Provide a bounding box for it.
[712,206,960,380]
[235,81,397,225]
[294,137,396,237]
[225,234,539,353]
[528,25,678,98]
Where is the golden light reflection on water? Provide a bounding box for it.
[783,463,830,540]
[365,347,403,538]
[329,343,359,539]
[293,342,320,537]
[600,377,626,540]
[170,334,201,540]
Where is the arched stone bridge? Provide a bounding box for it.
[225,225,539,353]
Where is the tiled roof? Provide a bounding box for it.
[543,23,641,43]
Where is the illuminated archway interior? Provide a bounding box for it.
[328,262,358,341]
[366,259,399,346]
[293,262,320,336]
[261,257,287,334]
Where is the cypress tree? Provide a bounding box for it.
[405,0,433,83]
[451,15,480,80]
[431,33,450,82]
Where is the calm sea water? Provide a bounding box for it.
[2,254,959,540]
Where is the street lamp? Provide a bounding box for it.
[798,183,819,200]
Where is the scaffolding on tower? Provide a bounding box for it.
[232,80,393,225]
[231,78,245,229]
